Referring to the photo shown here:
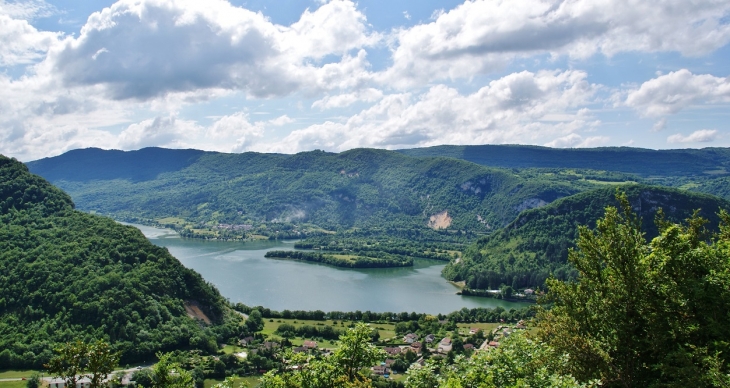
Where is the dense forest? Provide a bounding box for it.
[0,155,241,369]
[443,184,730,289]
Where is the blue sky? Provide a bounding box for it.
[1,0,729,161]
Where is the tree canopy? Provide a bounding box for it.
[0,155,237,368]
[537,191,730,387]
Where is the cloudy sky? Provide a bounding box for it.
[1,0,730,161]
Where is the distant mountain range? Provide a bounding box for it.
[27,147,609,232]
[398,144,730,177]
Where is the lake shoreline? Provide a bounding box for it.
[125,222,531,314]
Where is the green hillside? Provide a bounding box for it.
[27,147,617,236]
[0,155,236,369]
[443,184,730,289]
[398,144,730,177]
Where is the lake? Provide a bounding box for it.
[130,223,528,315]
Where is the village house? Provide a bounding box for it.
[469,327,480,335]
[47,378,91,388]
[403,333,418,343]
[303,340,318,349]
[424,334,435,343]
[463,343,475,351]
[384,347,402,356]
[372,365,390,376]
[438,337,452,353]
[239,336,255,346]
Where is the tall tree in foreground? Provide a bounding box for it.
[538,191,730,387]
[45,340,90,388]
[45,340,120,388]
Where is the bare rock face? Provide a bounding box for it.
[514,198,548,213]
[428,210,452,229]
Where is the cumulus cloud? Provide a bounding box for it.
[267,115,294,126]
[382,0,730,86]
[667,129,719,144]
[46,0,379,100]
[0,14,61,65]
[268,69,598,153]
[281,1,380,59]
[312,88,384,110]
[544,133,609,148]
[625,69,730,117]
[116,111,283,152]
[118,116,201,150]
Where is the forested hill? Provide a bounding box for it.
[0,155,233,369]
[27,147,612,233]
[399,145,730,177]
[26,147,209,182]
[443,184,730,290]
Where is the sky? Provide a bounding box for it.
[1,0,730,161]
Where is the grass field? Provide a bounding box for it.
[0,371,42,379]
[261,318,402,345]
[204,376,260,388]
[0,380,26,388]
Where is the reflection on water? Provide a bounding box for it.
[126,223,528,314]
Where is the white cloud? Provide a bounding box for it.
[652,117,667,132]
[381,0,730,87]
[544,133,609,148]
[0,0,57,20]
[118,115,202,150]
[312,88,383,110]
[45,0,379,100]
[267,115,294,126]
[625,69,730,117]
[267,70,598,153]
[667,129,719,144]
[0,14,61,65]
[281,1,380,60]
[115,111,294,154]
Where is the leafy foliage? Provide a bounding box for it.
[537,192,730,387]
[404,331,596,388]
[0,155,235,368]
[45,339,119,388]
